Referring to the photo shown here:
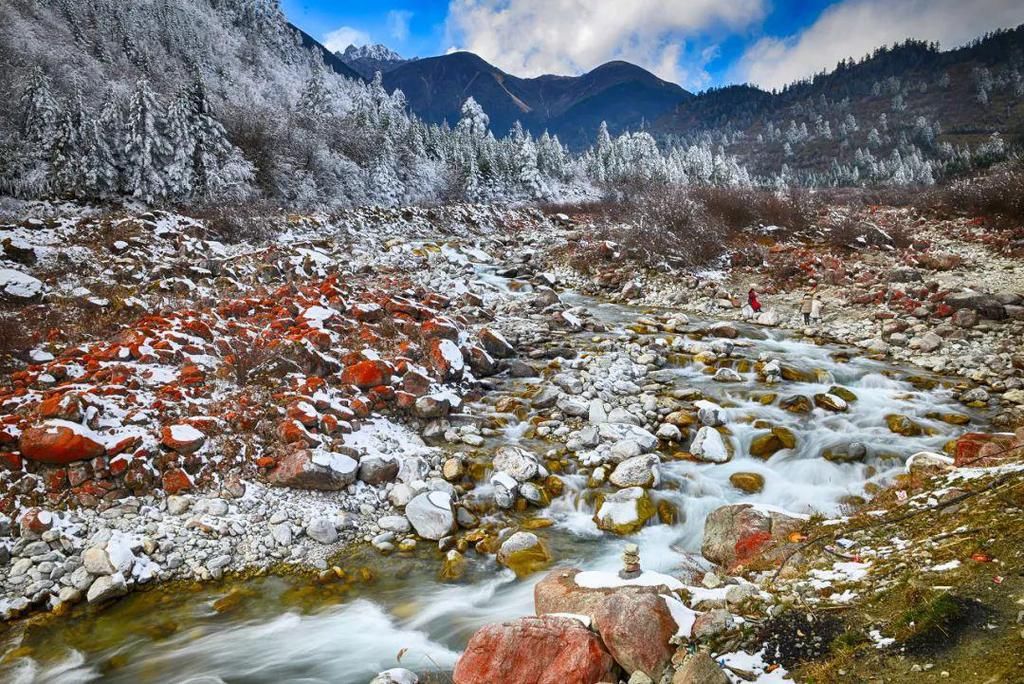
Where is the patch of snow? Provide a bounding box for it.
[0,268,43,298]
[574,569,684,591]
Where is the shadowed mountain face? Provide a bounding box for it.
[288,23,366,82]
[381,52,692,148]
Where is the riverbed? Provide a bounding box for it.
[0,284,987,684]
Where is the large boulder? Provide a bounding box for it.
[593,592,677,680]
[702,503,804,569]
[405,491,456,540]
[20,420,105,465]
[452,616,616,684]
[266,448,358,490]
[534,568,688,681]
[161,423,206,454]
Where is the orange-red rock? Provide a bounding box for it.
[20,421,106,465]
[453,616,616,684]
[162,468,193,494]
[340,360,392,389]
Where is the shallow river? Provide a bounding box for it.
[2,286,986,684]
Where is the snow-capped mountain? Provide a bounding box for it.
[338,43,413,79]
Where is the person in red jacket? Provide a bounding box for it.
[748,284,762,313]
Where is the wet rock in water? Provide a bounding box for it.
[702,503,804,569]
[780,395,812,414]
[813,393,848,412]
[713,367,743,383]
[708,322,739,339]
[440,549,467,582]
[19,420,105,465]
[594,592,677,680]
[609,454,660,488]
[496,531,552,577]
[695,401,724,427]
[493,445,542,482]
[267,449,358,490]
[442,457,465,481]
[823,442,867,463]
[729,471,765,493]
[452,616,616,684]
[594,487,656,535]
[748,428,795,459]
[886,414,923,437]
[405,491,456,540]
[672,651,730,684]
[828,385,858,403]
[690,426,732,463]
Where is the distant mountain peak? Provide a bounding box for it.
[337,43,413,79]
[340,43,405,63]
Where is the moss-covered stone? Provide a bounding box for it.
[730,471,766,493]
[886,414,924,436]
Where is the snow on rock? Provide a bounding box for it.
[0,268,43,299]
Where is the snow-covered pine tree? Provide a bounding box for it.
[123,78,169,202]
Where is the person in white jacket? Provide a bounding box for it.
[810,293,823,322]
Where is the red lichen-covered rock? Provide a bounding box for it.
[340,360,392,389]
[953,432,1016,467]
[162,468,193,494]
[287,400,319,428]
[427,339,465,382]
[420,317,460,342]
[702,503,804,569]
[37,392,83,422]
[266,448,358,490]
[161,424,207,454]
[20,420,106,465]
[351,302,383,322]
[453,616,616,684]
[278,419,320,447]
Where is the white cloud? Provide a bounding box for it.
[736,0,1024,91]
[323,26,371,53]
[387,10,414,42]
[445,0,766,88]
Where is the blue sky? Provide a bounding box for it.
[281,0,1024,91]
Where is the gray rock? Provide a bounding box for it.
[82,546,116,576]
[492,445,541,482]
[404,491,455,540]
[306,517,338,545]
[358,456,399,485]
[86,573,127,604]
[167,495,191,516]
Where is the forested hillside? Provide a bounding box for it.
[657,28,1024,184]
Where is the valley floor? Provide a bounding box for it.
[0,200,1022,683]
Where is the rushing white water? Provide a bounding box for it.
[3,285,985,684]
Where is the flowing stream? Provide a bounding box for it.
[1,283,987,684]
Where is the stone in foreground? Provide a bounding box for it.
[452,615,616,684]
